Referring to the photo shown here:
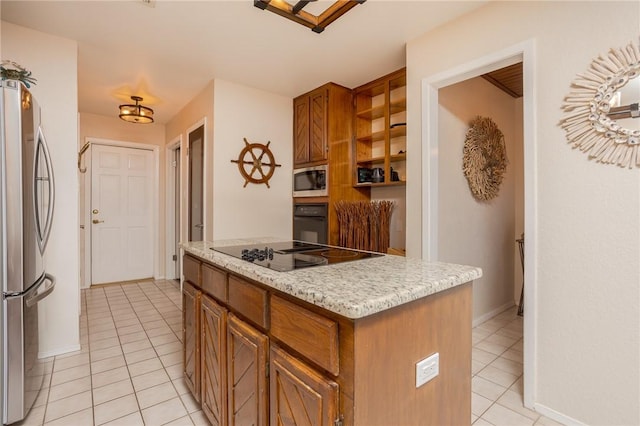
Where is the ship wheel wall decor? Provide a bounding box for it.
[231,138,282,188]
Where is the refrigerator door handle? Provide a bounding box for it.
[34,126,55,252]
[24,273,55,308]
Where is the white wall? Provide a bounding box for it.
[406,2,639,424]
[438,76,522,322]
[2,22,80,356]
[78,113,166,286]
[212,79,293,240]
[165,79,293,243]
[165,81,215,245]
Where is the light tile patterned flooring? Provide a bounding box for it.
[17,280,564,426]
[470,308,562,426]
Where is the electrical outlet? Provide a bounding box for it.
[416,353,439,388]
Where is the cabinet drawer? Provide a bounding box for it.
[271,295,339,375]
[183,255,201,285]
[202,263,227,302]
[228,275,268,329]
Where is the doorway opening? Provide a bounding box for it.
[166,139,181,281]
[188,125,204,241]
[421,40,536,408]
[438,65,524,325]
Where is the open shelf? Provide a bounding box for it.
[356,104,385,121]
[356,125,406,144]
[354,180,406,188]
[356,155,386,165]
[352,68,407,189]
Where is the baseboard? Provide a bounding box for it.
[534,402,587,426]
[39,343,81,359]
[473,301,515,327]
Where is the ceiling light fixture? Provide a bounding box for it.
[254,0,365,33]
[119,96,154,124]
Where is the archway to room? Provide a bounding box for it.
[421,41,536,409]
[438,64,524,322]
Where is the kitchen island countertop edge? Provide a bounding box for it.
[181,239,482,319]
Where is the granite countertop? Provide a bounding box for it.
[181,239,482,320]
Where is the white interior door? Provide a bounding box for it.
[91,145,154,284]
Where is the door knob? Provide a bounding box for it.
[92,219,104,224]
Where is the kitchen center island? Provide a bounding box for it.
[181,239,482,426]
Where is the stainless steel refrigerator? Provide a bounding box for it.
[1,79,56,425]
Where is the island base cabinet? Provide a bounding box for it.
[201,295,227,426]
[270,345,339,426]
[183,281,201,403]
[183,253,474,426]
[227,314,268,426]
[352,282,472,426]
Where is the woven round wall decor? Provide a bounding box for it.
[462,116,508,201]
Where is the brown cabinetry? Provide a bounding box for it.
[184,255,337,426]
[294,87,327,166]
[270,344,339,426]
[227,314,268,426]
[182,281,201,402]
[270,295,339,376]
[183,252,472,426]
[293,83,370,246]
[201,294,227,425]
[353,68,407,187]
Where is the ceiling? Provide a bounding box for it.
[0,1,489,124]
[482,62,523,98]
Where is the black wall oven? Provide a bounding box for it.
[293,203,328,244]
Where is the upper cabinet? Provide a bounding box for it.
[293,83,353,168]
[294,86,327,166]
[353,68,406,187]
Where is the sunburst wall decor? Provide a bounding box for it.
[559,40,640,168]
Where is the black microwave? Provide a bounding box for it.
[293,165,328,197]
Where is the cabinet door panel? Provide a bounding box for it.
[227,314,268,426]
[270,345,339,426]
[201,295,227,426]
[271,295,339,375]
[184,255,201,285]
[183,281,201,402]
[203,263,227,303]
[294,96,310,165]
[228,275,268,329]
[309,89,327,163]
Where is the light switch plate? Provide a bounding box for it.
[416,352,439,388]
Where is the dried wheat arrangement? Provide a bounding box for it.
[462,116,508,201]
[559,40,640,168]
[335,200,394,253]
[376,201,394,254]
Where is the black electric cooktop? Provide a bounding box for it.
[211,241,382,272]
